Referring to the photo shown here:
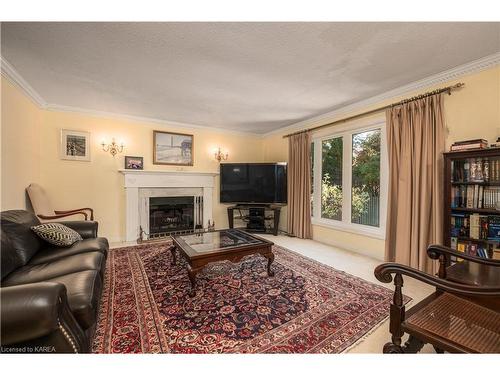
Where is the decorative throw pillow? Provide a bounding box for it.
[31,223,83,247]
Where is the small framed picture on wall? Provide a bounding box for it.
[60,129,91,161]
[124,156,144,170]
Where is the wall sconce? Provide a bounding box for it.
[101,138,124,157]
[214,147,228,162]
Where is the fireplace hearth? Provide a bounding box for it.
[149,196,196,234]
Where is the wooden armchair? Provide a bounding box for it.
[427,244,500,287]
[26,183,94,221]
[374,249,500,353]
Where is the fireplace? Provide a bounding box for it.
[149,196,198,234]
[120,170,217,242]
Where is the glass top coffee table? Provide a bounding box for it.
[170,229,275,297]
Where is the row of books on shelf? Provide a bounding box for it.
[450,139,488,152]
[452,157,500,182]
[450,213,500,240]
[451,185,500,209]
[450,238,492,259]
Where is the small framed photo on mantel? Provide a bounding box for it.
[153,130,193,166]
[60,129,91,161]
[124,156,144,170]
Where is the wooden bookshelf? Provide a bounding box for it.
[443,148,500,259]
[452,207,500,215]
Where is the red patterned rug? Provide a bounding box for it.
[92,242,406,353]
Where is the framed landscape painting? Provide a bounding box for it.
[60,129,90,161]
[153,130,193,165]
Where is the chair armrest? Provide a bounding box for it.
[38,211,88,220]
[427,244,500,266]
[374,262,500,297]
[1,283,75,345]
[55,208,94,220]
[55,221,98,239]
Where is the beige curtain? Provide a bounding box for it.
[385,94,445,273]
[287,131,312,239]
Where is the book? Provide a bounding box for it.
[478,185,484,208]
[453,139,488,145]
[469,243,477,256]
[450,237,458,250]
[494,249,500,260]
[466,186,474,208]
[469,214,480,239]
[450,143,487,151]
[487,216,500,240]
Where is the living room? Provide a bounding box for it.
[1,1,499,373]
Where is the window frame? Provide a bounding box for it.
[311,118,388,240]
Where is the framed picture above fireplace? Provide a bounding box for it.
[153,130,193,166]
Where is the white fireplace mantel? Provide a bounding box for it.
[119,169,219,242]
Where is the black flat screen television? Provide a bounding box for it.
[220,163,287,204]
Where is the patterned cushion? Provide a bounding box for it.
[31,223,83,247]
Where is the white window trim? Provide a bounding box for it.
[311,117,388,240]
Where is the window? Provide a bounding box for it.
[351,130,380,227]
[321,137,343,221]
[310,141,314,216]
[311,121,387,238]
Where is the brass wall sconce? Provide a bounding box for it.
[101,138,124,157]
[214,147,228,162]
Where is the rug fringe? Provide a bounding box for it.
[341,315,389,353]
[342,298,417,353]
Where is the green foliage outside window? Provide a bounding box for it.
[318,130,381,227]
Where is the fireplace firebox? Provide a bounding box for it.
[149,196,195,234]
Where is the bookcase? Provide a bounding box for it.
[443,148,500,259]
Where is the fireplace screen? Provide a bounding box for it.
[149,196,195,234]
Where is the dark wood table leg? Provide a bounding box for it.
[186,265,201,297]
[170,246,177,265]
[264,252,275,277]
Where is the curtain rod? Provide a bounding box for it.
[282,82,465,139]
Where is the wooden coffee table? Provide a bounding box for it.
[170,229,275,297]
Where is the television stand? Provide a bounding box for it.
[227,204,282,236]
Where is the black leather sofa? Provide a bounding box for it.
[1,210,109,353]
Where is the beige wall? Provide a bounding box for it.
[1,76,264,241]
[2,65,499,250]
[1,79,42,210]
[263,66,500,260]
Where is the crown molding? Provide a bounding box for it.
[2,51,499,138]
[45,103,263,138]
[262,52,500,137]
[0,54,261,138]
[0,56,47,108]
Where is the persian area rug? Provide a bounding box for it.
[92,242,407,353]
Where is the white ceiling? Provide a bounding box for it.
[1,22,499,134]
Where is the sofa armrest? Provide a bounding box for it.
[55,221,98,239]
[1,283,64,344]
[1,283,88,352]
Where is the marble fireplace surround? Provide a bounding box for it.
[119,170,218,242]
